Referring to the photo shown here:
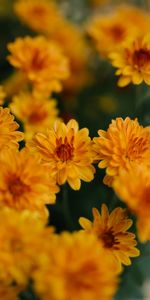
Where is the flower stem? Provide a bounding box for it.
[62,184,74,231]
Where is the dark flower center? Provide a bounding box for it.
[56,137,74,161]
[133,48,150,68]
[101,229,119,248]
[8,176,30,197]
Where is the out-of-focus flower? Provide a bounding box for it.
[0,148,59,217]
[28,119,95,190]
[0,85,6,105]
[7,36,70,95]
[3,72,27,98]
[0,107,23,158]
[113,165,150,242]
[88,5,150,58]
[33,231,119,300]
[110,35,150,87]
[0,208,53,286]
[49,21,90,93]
[14,0,63,34]
[79,204,140,270]
[93,117,150,185]
[14,0,89,93]
[10,91,59,140]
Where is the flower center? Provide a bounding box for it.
[31,49,48,71]
[28,110,48,124]
[8,176,30,197]
[101,229,118,248]
[132,48,150,68]
[56,137,74,161]
[110,25,125,42]
[32,6,46,17]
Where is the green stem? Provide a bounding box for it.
[62,184,74,231]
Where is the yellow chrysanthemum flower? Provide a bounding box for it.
[110,35,150,87]
[88,5,150,58]
[7,36,70,95]
[14,0,63,34]
[10,91,59,140]
[14,0,89,93]
[93,117,150,185]
[79,204,140,269]
[0,106,23,158]
[0,208,53,286]
[33,231,119,300]
[0,148,59,217]
[113,165,150,242]
[28,119,95,190]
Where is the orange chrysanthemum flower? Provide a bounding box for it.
[10,91,59,140]
[33,231,119,300]
[113,165,150,242]
[93,117,150,185]
[88,5,150,58]
[28,119,95,190]
[7,36,70,95]
[79,204,140,269]
[14,0,63,34]
[110,35,150,87]
[0,107,23,158]
[0,208,53,286]
[0,148,59,217]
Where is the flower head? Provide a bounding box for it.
[0,208,53,286]
[113,165,150,242]
[14,0,63,34]
[10,91,59,140]
[7,36,70,95]
[110,35,150,87]
[28,119,95,190]
[93,117,150,185]
[33,231,119,300]
[79,204,140,269]
[87,5,148,58]
[0,148,59,217]
[0,107,23,158]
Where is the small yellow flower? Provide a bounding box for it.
[0,106,23,158]
[14,0,63,34]
[0,148,59,217]
[113,165,150,242]
[7,36,70,95]
[93,117,150,185]
[33,231,119,300]
[0,208,53,286]
[28,119,95,190]
[110,35,150,87]
[79,204,140,269]
[88,5,150,58]
[10,91,59,140]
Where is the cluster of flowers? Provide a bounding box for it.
[88,4,150,86]
[1,0,150,299]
